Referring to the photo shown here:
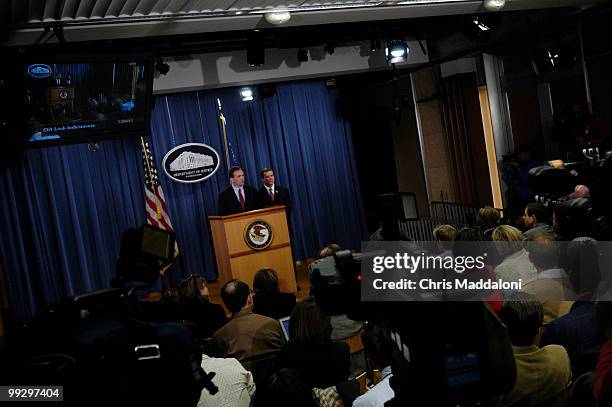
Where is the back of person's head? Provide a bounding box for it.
[499,292,544,346]
[318,243,342,259]
[361,322,391,370]
[453,227,482,258]
[568,372,596,407]
[566,237,601,294]
[492,225,525,256]
[527,233,559,270]
[289,296,332,346]
[253,268,280,295]
[255,368,316,407]
[525,202,550,224]
[477,206,500,231]
[221,279,250,313]
[433,224,457,251]
[178,275,208,302]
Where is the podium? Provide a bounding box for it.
[209,206,297,293]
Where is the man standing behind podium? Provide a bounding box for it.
[258,168,291,219]
[218,166,260,216]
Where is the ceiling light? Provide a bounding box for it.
[240,87,254,102]
[385,40,409,64]
[264,10,291,25]
[483,0,505,11]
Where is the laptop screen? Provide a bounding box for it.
[279,317,290,341]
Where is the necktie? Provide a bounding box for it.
[239,188,245,210]
[269,187,274,202]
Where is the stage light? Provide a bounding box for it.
[155,57,170,75]
[297,49,309,62]
[472,16,491,31]
[240,87,254,102]
[545,48,561,67]
[324,42,336,55]
[483,0,505,11]
[247,30,265,67]
[385,40,409,64]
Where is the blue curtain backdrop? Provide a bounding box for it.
[0,80,368,321]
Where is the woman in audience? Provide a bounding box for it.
[252,268,296,320]
[277,296,351,388]
[492,225,538,285]
[178,275,227,339]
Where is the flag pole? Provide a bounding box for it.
[217,98,231,174]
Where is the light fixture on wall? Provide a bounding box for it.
[385,40,409,64]
[240,87,254,102]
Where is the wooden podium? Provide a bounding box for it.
[209,206,297,293]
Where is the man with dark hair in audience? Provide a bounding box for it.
[352,322,395,407]
[540,238,604,376]
[252,268,296,320]
[523,202,556,240]
[525,233,577,323]
[477,206,501,241]
[218,166,260,216]
[257,167,291,218]
[318,243,342,259]
[212,279,285,361]
[497,292,571,406]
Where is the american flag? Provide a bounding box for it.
[141,137,179,257]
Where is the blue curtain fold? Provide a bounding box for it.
[0,80,367,321]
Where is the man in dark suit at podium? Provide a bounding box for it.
[218,166,260,216]
[257,168,291,219]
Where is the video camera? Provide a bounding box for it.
[528,147,612,238]
[309,249,516,406]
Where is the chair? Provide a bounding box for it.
[337,330,367,379]
[240,353,279,388]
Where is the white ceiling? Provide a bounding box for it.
[2,0,609,47]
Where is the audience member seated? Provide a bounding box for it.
[523,202,556,240]
[492,225,537,285]
[277,296,351,388]
[525,234,577,323]
[178,275,227,339]
[197,353,256,407]
[478,206,501,241]
[497,292,571,407]
[595,301,612,405]
[568,372,596,407]
[213,279,285,361]
[540,238,603,376]
[253,368,317,407]
[252,268,296,320]
[433,224,457,257]
[352,322,395,407]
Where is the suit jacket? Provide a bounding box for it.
[212,308,285,361]
[258,185,291,217]
[218,185,259,216]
